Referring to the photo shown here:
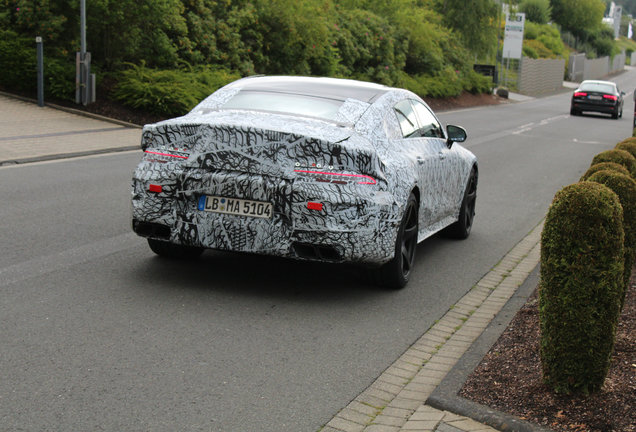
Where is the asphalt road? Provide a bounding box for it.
[1,71,635,431]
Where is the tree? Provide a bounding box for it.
[520,0,552,24]
[88,0,188,69]
[436,0,499,59]
[179,0,262,75]
[550,0,606,39]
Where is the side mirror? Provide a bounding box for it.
[446,125,467,147]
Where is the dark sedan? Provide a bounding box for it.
[570,80,624,119]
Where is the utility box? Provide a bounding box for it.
[75,51,95,105]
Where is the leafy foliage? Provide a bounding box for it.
[0,29,76,101]
[580,162,631,181]
[550,0,606,40]
[540,181,624,394]
[523,22,566,59]
[592,149,636,177]
[587,170,636,307]
[435,0,499,59]
[0,0,506,115]
[112,63,239,116]
[616,138,636,159]
[520,0,552,24]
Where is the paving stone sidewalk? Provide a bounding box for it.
[0,93,141,165]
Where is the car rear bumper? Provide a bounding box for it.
[131,169,399,265]
[571,101,619,114]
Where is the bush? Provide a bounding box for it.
[588,170,636,307]
[0,30,36,93]
[398,67,490,99]
[523,22,565,59]
[112,63,239,117]
[616,139,636,159]
[540,181,624,394]
[45,57,77,102]
[591,149,636,178]
[580,162,630,181]
[523,39,554,59]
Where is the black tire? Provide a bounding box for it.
[375,193,419,289]
[147,238,204,259]
[444,167,478,239]
[570,106,577,116]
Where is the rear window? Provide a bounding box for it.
[580,82,615,94]
[221,91,344,121]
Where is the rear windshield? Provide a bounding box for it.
[580,82,615,94]
[221,90,344,121]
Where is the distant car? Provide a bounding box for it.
[131,76,478,289]
[570,80,624,119]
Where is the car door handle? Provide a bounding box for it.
[416,156,425,165]
[438,152,446,160]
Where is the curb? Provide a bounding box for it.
[0,146,140,167]
[321,220,546,432]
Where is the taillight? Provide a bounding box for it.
[148,184,163,193]
[307,202,324,211]
[294,169,377,185]
[574,92,587,97]
[603,94,618,101]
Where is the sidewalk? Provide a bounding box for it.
[0,93,141,165]
[0,92,546,432]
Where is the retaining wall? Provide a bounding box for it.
[518,57,565,96]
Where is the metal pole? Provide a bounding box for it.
[36,36,44,107]
[79,0,87,104]
[80,0,86,56]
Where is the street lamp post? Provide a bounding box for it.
[75,0,94,105]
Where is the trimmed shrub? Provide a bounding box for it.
[591,149,636,178]
[112,63,239,117]
[588,170,636,307]
[616,140,636,159]
[540,181,624,394]
[580,162,630,181]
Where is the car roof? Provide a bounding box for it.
[580,80,616,87]
[223,76,391,104]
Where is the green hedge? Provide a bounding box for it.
[111,63,239,117]
[540,181,624,394]
[399,68,491,99]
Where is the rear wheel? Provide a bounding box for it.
[444,167,478,239]
[147,238,204,259]
[375,193,418,289]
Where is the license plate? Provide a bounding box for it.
[588,95,602,100]
[198,195,273,219]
